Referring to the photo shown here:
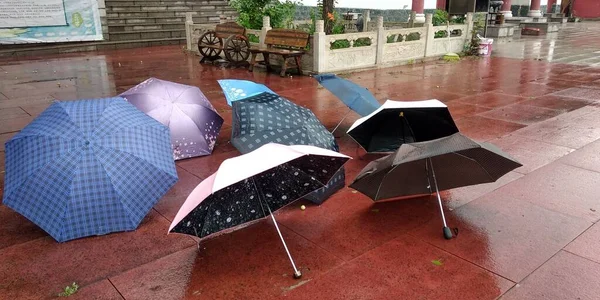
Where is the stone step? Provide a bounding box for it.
[109,29,186,41]
[106,9,236,18]
[105,5,231,12]
[0,38,185,58]
[106,15,226,25]
[108,23,186,31]
[105,0,229,6]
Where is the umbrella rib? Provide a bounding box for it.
[450,151,496,181]
[92,147,141,228]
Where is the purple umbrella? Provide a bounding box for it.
[120,78,224,160]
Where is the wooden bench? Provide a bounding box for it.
[249,29,310,77]
[197,22,250,63]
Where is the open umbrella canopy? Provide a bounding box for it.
[347,99,459,153]
[169,143,350,238]
[3,98,178,242]
[218,79,275,106]
[231,92,344,204]
[120,77,223,160]
[313,73,381,117]
[349,132,522,201]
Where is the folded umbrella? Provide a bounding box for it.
[218,79,275,106]
[169,143,350,278]
[120,77,224,160]
[3,98,178,242]
[231,91,344,204]
[313,73,381,132]
[350,133,521,239]
[347,99,459,153]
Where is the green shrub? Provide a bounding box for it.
[230,0,298,29]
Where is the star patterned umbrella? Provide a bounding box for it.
[169,143,351,278]
[120,78,224,160]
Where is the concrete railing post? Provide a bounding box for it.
[260,16,272,49]
[185,12,194,51]
[313,20,326,73]
[376,16,385,65]
[424,13,434,57]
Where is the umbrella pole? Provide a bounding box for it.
[428,158,453,240]
[265,204,303,279]
[331,108,352,135]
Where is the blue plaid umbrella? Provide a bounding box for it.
[2,97,178,242]
[217,79,275,106]
[313,73,381,117]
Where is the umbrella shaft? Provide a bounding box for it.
[267,208,300,274]
[429,158,448,228]
[331,107,352,134]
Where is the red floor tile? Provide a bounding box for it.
[282,235,514,300]
[454,92,527,108]
[501,251,600,300]
[520,94,591,112]
[529,79,584,90]
[0,205,47,250]
[0,115,34,134]
[479,103,564,125]
[440,171,523,209]
[181,219,344,299]
[551,87,600,101]
[488,134,574,174]
[410,193,591,282]
[0,211,195,299]
[550,70,600,83]
[445,101,493,120]
[0,94,55,110]
[0,107,29,120]
[492,83,560,98]
[153,167,203,222]
[110,246,198,300]
[69,279,124,300]
[558,138,600,173]
[565,222,600,264]
[455,116,526,141]
[514,106,600,149]
[0,132,16,151]
[496,162,600,222]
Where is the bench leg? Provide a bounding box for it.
[280,56,288,77]
[249,52,257,72]
[294,56,303,76]
[264,53,272,72]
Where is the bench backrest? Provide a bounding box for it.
[215,22,246,39]
[265,29,310,50]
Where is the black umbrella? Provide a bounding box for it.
[232,92,345,204]
[347,99,459,153]
[349,133,522,239]
[170,143,351,278]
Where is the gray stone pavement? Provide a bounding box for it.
[492,21,600,66]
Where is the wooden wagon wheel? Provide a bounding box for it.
[224,35,250,63]
[198,31,223,60]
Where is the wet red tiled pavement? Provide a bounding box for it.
[1,44,600,300]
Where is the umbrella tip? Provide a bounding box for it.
[443,227,453,240]
[293,271,302,279]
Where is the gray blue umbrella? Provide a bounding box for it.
[3,98,178,242]
[231,92,345,204]
[313,73,381,117]
[120,78,224,160]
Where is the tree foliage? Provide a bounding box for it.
[230,0,298,30]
